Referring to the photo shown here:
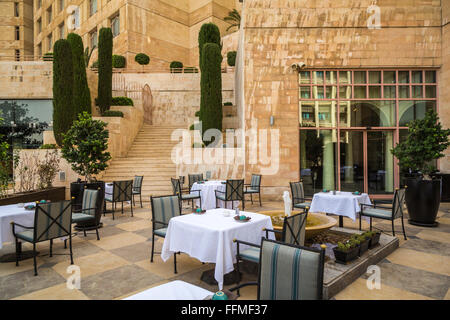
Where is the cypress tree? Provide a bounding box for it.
[198,23,221,70]
[200,43,222,144]
[53,39,74,147]
[67,33,92,116]
[98,28,113,114]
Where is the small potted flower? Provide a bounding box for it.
[363,231,381,249]
[333,238,360,264]
[353,233,369,256]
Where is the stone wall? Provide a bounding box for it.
[441,1,450,173]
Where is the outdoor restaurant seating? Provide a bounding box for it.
[244,174,262,206]
[290,181,312,209]
[171,178,201,210]
[132,175,144,208]
[188,173,204,190]
[230,238,325,300]
[105,180,134,219]
[150,195,181,273]
[71,188,101,240]
[360,188,407,240]
[11,200,74,276]
[215,179,245,210]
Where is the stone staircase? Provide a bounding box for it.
[101,125,180,202]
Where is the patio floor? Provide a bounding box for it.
[0,201,449,300]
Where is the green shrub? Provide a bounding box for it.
[200,43,223,145]
[111,97,133,106]
[98,28,113,114]
[92,60,99,68]
[184,67,199,73]
[40,144,57,149]
[102,110,124,117]
[223,102,233,106]
[135,53,150,65]
[189,124,195,130]
[112,54,126,68]
[67,33,92,116]
[43,52,53,61]
[192,142,205,148]
[170,61,183,73]
[52,39,74,147]
[195,111,200,117]
[227,51,237,67]
[198,23,221,70]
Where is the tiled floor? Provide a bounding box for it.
[0,201,449,300]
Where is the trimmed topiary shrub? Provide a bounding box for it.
[189,124,195,130]
[98,28,113,114]
[135,53,150,65]
[200,43,222,145]
[195,111,200,117]
[111,97,133,106]
[67,33,92,116]
[102,110,124,117]
[198,23,221,70]
[52,39,74,147]
[112,54,126,68]
[170,61,183,73]
[227,51,237,67]
[223,102,233,106]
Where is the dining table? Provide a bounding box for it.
[123,280,214,300]
[161,208,275,289]
[190,180,239,211]
[309,191,372,227]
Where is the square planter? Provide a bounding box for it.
[368,232,381,249]
[358,239,370,256]
[333,246,359,264]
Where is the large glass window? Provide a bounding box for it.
[111,13,120,37]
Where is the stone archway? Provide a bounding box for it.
[142,84,153,125]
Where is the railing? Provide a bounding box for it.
[90,66,235,74]
[0,54,53,62]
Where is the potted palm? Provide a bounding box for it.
[392,110,450,227]
[62,112,112,230]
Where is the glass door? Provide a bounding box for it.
[367,131,394,194]
[339,131,364,193]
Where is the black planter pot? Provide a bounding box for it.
[333,246,359,264]
[368,232,381,249]
[70,181,105,230]
[358,240,369,256]
[405,177,441,227]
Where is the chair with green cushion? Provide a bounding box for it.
[230,238,325,300]
[233,209,309,292]
[132,176,144,208]
[359,188,407,240]
[105,180,133,219]
[188,173,204,190]
[215,179,245,210]
[71,188,100,240]
[11,200,74,276]
[290,181,312,210]
[171,178,201,210]
[150,195,181,273]
[244,174,262,206]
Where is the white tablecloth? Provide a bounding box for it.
[123,280,214,300]
[191,180,239,210]
[0,203,35,249]
[104,183,131,204]
[161,208,274,289]
[309,191,371,221]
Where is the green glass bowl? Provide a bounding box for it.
[212,291,228,300]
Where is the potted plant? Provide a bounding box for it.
[61,112,112,230]
[392,110,450,227]
[363,231,381,249]
[352,233,369,256]
[333,238,360,264]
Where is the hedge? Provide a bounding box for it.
[112,54,126,68]
[102,110,124,117]
[184,67,199,73]
[170,61,183,73]
[98,28,113,114]
[223,102,233,106]
[227,51,237,67]
[111,97,133,106]
[135,53,150,65]
[52,39,74,146]
[198,23,221,70]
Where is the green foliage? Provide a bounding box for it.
[53,39,74,147]
[223,102,233,106]
[224,9,241,32]
[61,112,112,182]
[92,60,99,68]
[36,149,60,190]
[0,117,12,198]
[184,67,199,73]
[198,23,221,70]
[112,54,126,68]
[200,43,223,145]
[67,33,92,116]
[102,110,124,117]
[195,111,200,117]
[111,97,134,106]
[227,51,237,67]
[170,61,183,73]
[189,124,195,130]
[363,231,376,238]
[135,53,150,65]
[43,52,53,61]
[84,46,96,67]
[39,144,57,149]
[392,110,450,177]
[97,28,113,114]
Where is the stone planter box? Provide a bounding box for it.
[0,187,66,206]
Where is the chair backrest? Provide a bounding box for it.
[225,179,244,201]
[290,181,305,205]
[281,210,308,246]
[133,176,144,192]
[113,180,133,202]
[150,195,181,230]
[179,176,185,187]
[82,189,98,217]
[188,174,204,190]
[258,239,325,300]
[34,200,72,242]
[250,174,262,191]
[392,188,406,219]
[171,178,182,196]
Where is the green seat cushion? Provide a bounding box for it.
[216,194,226,201]
[72,213,95,223]
[361,207,392,219]
[154,228,167,237]
[244,188,259,193]
[16,230,34,243]
[132,190,140,194]
[240,247,261,263]
[182,193,200,200]
[293,201,311,209]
